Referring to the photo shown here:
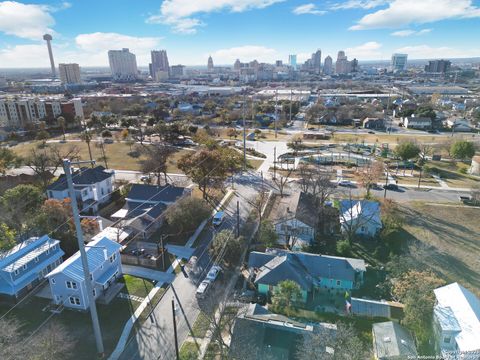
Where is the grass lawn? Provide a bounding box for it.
[191,311,211,338]
[427,161,480,188]
[180,341,200,360]
[393,202,480,297]
[10,140,192,172]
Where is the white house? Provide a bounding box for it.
[46,237,123,310]
[402,116,432,130]
[46,166,115,214]
[433,282,480,358]
[339,200,382,238]
[445,118,472,132]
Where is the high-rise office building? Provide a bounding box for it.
[149,50,169,81]
[288,54,297,70]
[391,53,408,72]
[108,48,138,82]
[275,60,283,67]
[425,59,451,73]
[59,63,81,84]
[323,55,333,75]
[335,51,349,74]
[170,65,185,78]
[234,59,242,71]
[207,56,214,71]
[43,34,56,79]
[312,49,322,73]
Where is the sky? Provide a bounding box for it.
[0,0,479,68]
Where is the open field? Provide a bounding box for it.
[393,202,480,297]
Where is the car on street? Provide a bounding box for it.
[212,211,224,227]
[337,179,355,187]
[368,131,375,134]
[206,265,222,282]
[140,174,151,182]
[196,280,211,299]
[383,183,399,191]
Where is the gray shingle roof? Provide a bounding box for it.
[126,184,186,204]
[372,321,417,358]
[47,166,113,191]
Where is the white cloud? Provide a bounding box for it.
[350,0,480,30]
[211,45,277,64]
[391,28,432,37]
[0,32,163,68]
[293,3,326,15]
[345,41,383,59]
[147,0,284,34]
[394,45,480,59]
[331,0,389,10]
[0,1,55,40]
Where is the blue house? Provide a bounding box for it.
[0,235,64,301]
[248,249,366,303]
[46,237,123,310]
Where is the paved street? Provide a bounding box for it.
[117,172,259,360]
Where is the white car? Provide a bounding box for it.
[206,265,222,282]
[196,280,211,299]
[212,211,224,227]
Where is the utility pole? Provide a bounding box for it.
[63,159,104,357]
[274,90,278,139]
[384,161,390,199]
[160,235,166,271]
[273,146,277,180]
[172,298,180,360]
[289,89,292,123]
[243,89,247,171]
[237,200,240,237]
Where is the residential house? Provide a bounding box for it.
[111,184,190,240]
[339,200,382,238]
[46,166,115,214]
[402,116,432,130]
[248,249,366,302]
[46,237,123,310]
[363,117,386,130]
[229,303,336,360]
[0,235,64,301]
[445,118,472,132]
[274,192,317,250]
[372,321,417,360]
[469,156,480,176]
[433,282,480,358]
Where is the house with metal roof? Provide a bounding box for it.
[111,184,191,240]
[372,321,417,359]
[46,166,115,214]
[229,303,336,360]
[0,235,64,302]
[248,249,366,302]
[46,237,122,310]
[339,200,382,238]
[433,282,480,358]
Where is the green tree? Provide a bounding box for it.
[139,143,172,185]
[336,240,351,256]
[164,197,211,234]
[450,140,475,160]
[208,229,241,266]
[394,141,420,161]
[272,280,302,313]
[0,147,20,175]
[393,270,445,345]
[1,184,44,232]
[415,105,436,120]
[258,221,278,247]
[0,223,16,250]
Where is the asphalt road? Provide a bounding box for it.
[117,172,259,360]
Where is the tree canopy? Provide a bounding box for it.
[450,140,475,160]
[0,184,44,232]
[164,197,211,234]
[208,229,242,266]
[0,147,20,175]
[272,279,302,313]
[394,141,420,161]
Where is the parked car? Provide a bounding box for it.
[196,280,211,299]
[212,211,224,227]
[337,179,355,187]
[383,183,399,191]
[206,265,222,282]
[140,174,151,182]
[367,131,375,134]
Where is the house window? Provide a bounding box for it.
[444,336,451,344]
[93,289,96,297]
[51,278,56,284]
[46,249,50,255]
[90,274,93,281]
[361,226,366,232]
[48,191,53,198]
[23,264,27,270]
[69,296,81,306]
[14,269,19,276]
[66,281,77,289]
[35,256,39,263]
[336,280,341,286]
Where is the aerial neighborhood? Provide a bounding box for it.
[1,6,480,359]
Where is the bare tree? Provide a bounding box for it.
[273,167,293,198]
[27,320,76,360]
[0,317,24,359]
[139,143,173,185]
[355,161,383,198]
[296,322,369,360]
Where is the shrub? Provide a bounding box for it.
[336,240,351,256]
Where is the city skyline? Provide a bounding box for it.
[0,0,480,68]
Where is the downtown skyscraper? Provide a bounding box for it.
[149,50,170,81]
